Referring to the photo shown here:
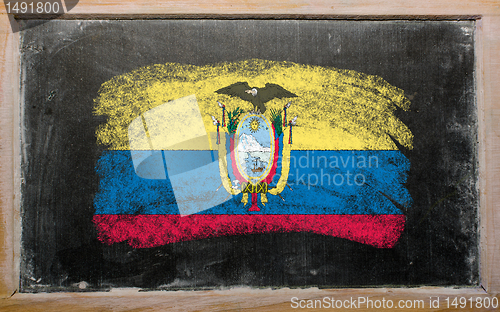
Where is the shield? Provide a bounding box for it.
[235,114,274,183]
[216,111,293,212]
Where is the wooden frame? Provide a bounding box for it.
[1,1,499,310]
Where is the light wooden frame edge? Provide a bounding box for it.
[1,1,499,310]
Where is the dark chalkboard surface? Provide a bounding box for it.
[19,19,477,291]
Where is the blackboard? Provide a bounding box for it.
[19,19,478,292]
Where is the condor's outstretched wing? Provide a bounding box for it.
[258,83,297,103]
[215,82,254,102]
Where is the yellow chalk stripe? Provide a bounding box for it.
[94,59,413,151]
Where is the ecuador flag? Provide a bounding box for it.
[92,59,413,249]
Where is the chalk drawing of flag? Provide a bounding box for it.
[92,59,413,248]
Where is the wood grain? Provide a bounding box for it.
[0,0,498,15]
[1,1,499,310]
[479,14,500,294]
[1,288,500,311]
[0,12,19,300]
